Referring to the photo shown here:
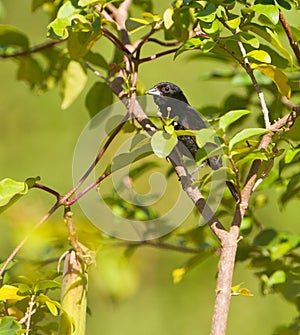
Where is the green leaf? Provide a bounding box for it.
[32,0,49,11]
[47,2,79,39]
[269,270,286,286]
[0,178,28,207]
[242,24,293,66]
[219,109,251,131]
[246,50,271,63]
[0,317,21,334]
[0,24,29,49]
[226,16,241,30]
[201,166,235,187]
[84,50,108,69]
[112,143,153,173]
[229,128,270,150]
[253,64,291,98]
[195,128,216,147]
[174,36,204,58]
[17,56,44,89]
[78,0,104,5]
[68,22,102,60]
[163,8,174,30]
[238,32,260,48]
[34,280,61,292]
[85,81,113,118]
[235,151,268,167]
[61,60,87,109]
[284,148,300,164]
[126,17,151,34]
[151,132,178,158]
[45,300,59,316]
[243,4,279,24]
[195,3,217,22]
[0,284,27,301]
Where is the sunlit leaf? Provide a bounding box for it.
[68,22,102,60]
[164,8,174,30]
[151,132,178,158]
[226,16,241,30]
[231,282,254,296]
[126,17,151,33]
[243,4,279,24]
[246,50,271,63]
[242,24,293,66]
[229,128,270,150]
[78,0,105,5]
[61,60,87,109]
[47,2,80,39]
[174,36,204,58]
[284,148,300,164]
[269,270,286,285]
[238,32,260,48]
[0,284,27,301]
[195,3,217,22]
[219,109,251,131]
[45,300,59,316]
[0,178,28,207]
[253,64,291,98]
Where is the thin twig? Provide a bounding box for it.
[236,36,271,129]
[279,9,300,65]
[0,40,64,58]
[100,26,131,56]
[218,40,271,129]
[0,202,60,277]
[32,183,60,199]
[147,38,181,47]
[139,48,179,63]
[84,62,110,84]
[25,293,36,335]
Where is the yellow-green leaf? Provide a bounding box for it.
[0,285,27,301]
[172,268,186,284]
[151,132,178,158]
[219,109,251,131]
[253,64,291,98]
[0,178,27,207]
[163,8,174,30]
[246,50,271,63]
[61,60,87,109]
[229,128,270,150]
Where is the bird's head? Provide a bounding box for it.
[146,82,188,104]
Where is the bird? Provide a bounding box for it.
[146,81,239,201]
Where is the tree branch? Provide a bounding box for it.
[0,39,64,58]
[279,9,300,65]
[0,202,60,277]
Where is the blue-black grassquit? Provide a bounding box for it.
[146,82,239,201]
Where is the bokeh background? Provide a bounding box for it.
[1,1,299,334]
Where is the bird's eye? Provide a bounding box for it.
[164,87,170,92]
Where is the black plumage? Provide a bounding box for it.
[146,82,239,200]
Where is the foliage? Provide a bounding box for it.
[0,0,300,334]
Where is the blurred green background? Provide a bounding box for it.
[1,1,299,334]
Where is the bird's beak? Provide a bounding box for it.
[146,87,161,96]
